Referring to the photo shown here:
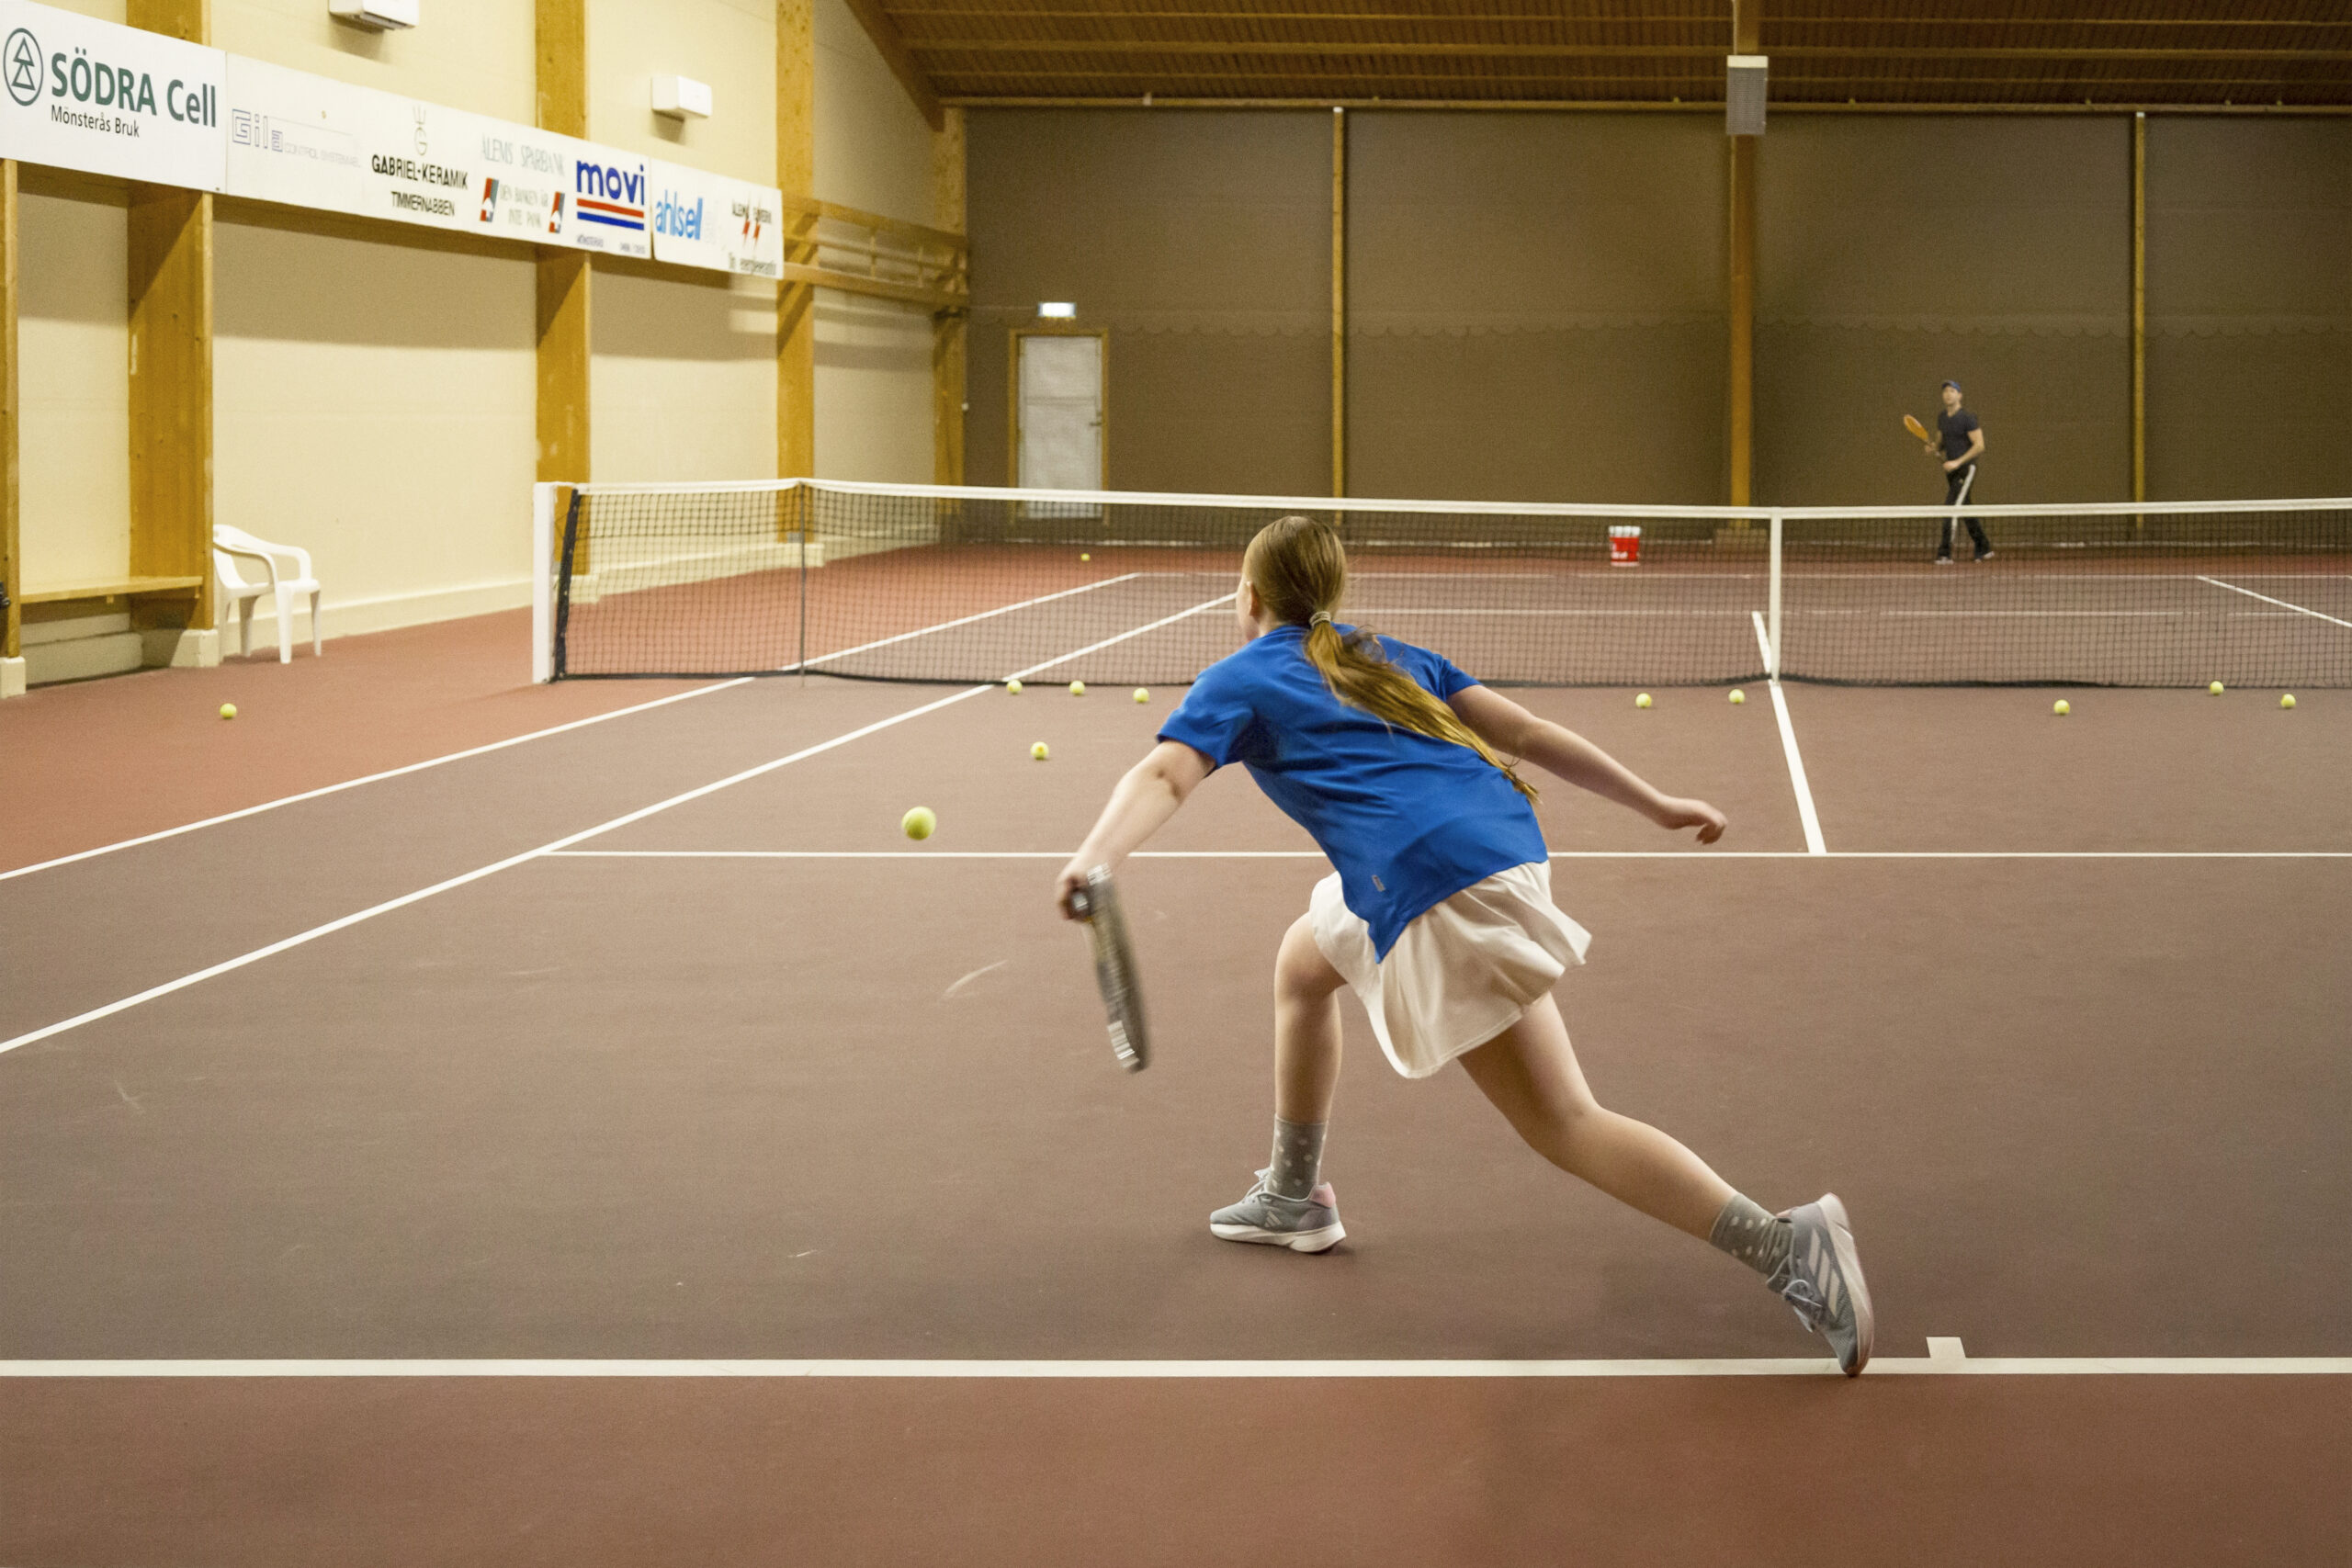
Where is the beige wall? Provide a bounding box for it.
[212,220,537,642]
[17,190,131,592]
[217,0,536,124]
[813,0,931,221]
[589,0,775,181]
[592,266,778,481]
[39,1,127,20]
[812,291,931,481]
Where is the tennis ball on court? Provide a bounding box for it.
[1080,553,1091,562]
[1005,678,1023,695]
[2280,694,2296,709]
[1728,689,1746,705]
[218,703,237,720]
[1635,693,1653,709]
[1134,688,1149,704]
[2053,700,2070,716]
[901,807,936,840]
[1031,741,1050,761]
[2209,682,2225,695]
[1069,681,1086,696]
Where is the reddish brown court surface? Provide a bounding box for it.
[2,611,2346,1565]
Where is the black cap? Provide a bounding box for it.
[1941,379,1962,394]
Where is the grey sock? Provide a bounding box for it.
[1709,1194,1792,1279]
[1267,1118,1328,1200]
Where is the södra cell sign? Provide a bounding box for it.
[0,0,226,190]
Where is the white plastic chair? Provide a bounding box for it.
[212,525,323,663]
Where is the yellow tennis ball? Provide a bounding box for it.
[218,703,237,720]
[900,807,936,840]
[1069,681,1086,696]
[1728,689,1746,705]
[1031,741,1050,761]
[2053,699,2070,716]
[1133,688,1149,703]
[1080,553,1091,562]
[2209,682,2224,695]
[1005,678,1023,695]
[2280,694,2296,709]
[1635,693,1652,709]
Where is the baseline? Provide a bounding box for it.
[2,1357,2344,1379]
[542,849,2352,861]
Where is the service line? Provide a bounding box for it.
[0,593,1238,1061]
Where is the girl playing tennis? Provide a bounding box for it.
[1056,514,1872,1374]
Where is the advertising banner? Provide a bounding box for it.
[0,0,225,190]
[649,159,782,278]
[560,138,650,259]
[225,60,579,244]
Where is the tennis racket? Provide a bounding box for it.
[1904,413,1934,448]
[1066,865,1148,1072]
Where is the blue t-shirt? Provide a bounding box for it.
[1158,625,1547,959]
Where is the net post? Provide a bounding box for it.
[530,482,557,683]
[796,480,810,677]
[1767,513,1782,680]
[550,489,584,681]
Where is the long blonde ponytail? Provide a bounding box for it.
[1244,516,1535,801]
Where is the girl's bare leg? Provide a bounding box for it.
[1273,912,1347,1124]
[1455,994,1734,1238]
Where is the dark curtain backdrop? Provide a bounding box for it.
[2145,118,2352,501]
[967,108,2347,506]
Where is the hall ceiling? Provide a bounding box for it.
[855,1,2351,108]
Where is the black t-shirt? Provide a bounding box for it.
[1939,408,1981,464]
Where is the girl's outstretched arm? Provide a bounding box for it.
[1056,740,1217,916]
[1448,684,1726,842]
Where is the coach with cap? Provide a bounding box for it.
[1926,378,1992,564]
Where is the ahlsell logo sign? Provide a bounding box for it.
[0,0,226,190]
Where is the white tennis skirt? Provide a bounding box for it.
[1310,860,1592,1080]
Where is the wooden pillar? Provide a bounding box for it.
[123,0,214,652]
[2132,112,2146,507]
[536,0,589,493]
[1331,107,1347,499]
[932,106,966,487]
[778,0,817,479]
[1727,1,1760,508]
[0,161,17,685]
[127,184,215,635]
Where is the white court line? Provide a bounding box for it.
[0,1357,2342,1380]
[0,593,1241,1062]
[1754,612,1826,855]
[543,849,2352,861]
[2198,575,2352,631]
[0,679,751,885]
[798,572,1145,670]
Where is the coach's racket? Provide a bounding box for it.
[1904,413,1934,448]
[1066,865,1148,1072]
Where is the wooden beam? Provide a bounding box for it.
[778,264,962,312]
[2132,111,2146,508]
[1727,137,1755,508]
[1728,1,1758,508]
[537,0,589,497]
[841,0,946,131]
[901,39,2351,63]
[0,161,16,675]
[777,193,968,254]
[780,0,817,480]
[536,0,587,141]
[126,0,209,45]
[932,106,967,486]
[127,185,214,632]
[1330,107,1345,500]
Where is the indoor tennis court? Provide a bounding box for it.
[3,2,2348,1564]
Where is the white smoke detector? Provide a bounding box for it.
[330,0,419,29]
[653,75,714,121]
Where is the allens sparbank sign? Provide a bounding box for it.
[0,0,226,191]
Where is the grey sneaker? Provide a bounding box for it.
[1209,1169,1344,1253]
[1768,1193,1874,1376]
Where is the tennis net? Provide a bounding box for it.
[532,480,2352,690]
